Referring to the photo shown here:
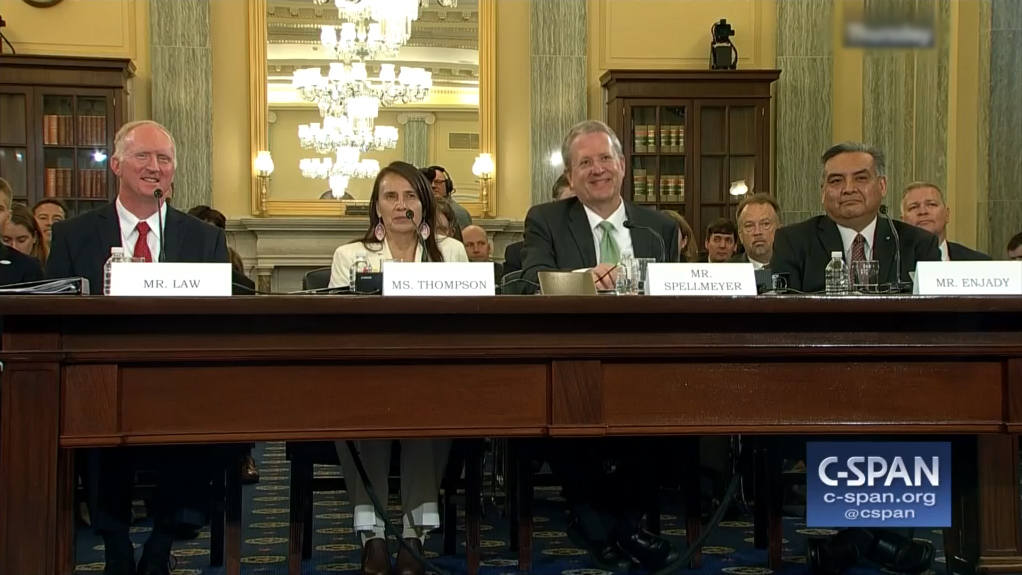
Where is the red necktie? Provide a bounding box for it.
[134,221,152,263]
[851,234,866,263]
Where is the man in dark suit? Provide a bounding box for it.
[771,142,941,293]
[0,182,44,286]
[521,120,679,571]
[46,120,230,575]
[503,174,575,276]
[900,182,990,261]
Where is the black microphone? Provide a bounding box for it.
[623,220,667,263]
[878,204,908,292]
[405,208,427,262]
[153,188,165,262]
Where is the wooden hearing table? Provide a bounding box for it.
[1,295,1021,574]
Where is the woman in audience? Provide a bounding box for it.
[662,209,696,262]
[3,203,48,265]
[328,161,465,575]
[434,195,463,241]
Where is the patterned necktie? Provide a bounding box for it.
[597,221,620,265]
[134,221,153,263]
[851,233,866,263]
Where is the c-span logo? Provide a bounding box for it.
[806,442,950,528]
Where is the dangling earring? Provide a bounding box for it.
[418,223,431,240]
[373,222,386,241]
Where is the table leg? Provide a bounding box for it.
[977,434,1022,573]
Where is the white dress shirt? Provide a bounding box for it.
[328,235,469,288]
[115,197,166,261]
[583,200,632,264]
[748,257,767,270]
[836,216,877,262]
[939,239,950,261]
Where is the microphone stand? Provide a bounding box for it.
[153,189,166,262]
[878,205,910,292]
[623,220,667,263]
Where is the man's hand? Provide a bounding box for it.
[590,263,618,290]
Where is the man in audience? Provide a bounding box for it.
[0,178,43,286]
[462,224,503,287]
[704,218,738,262]
[732,193,780,268]
[521,120,680,571]
[46,120,230,575]
[900,182,989,260]
[503,174,573,276]
[771,142,940,292]
[33,197,67,243]
[1006,232,1021,260]
[423,165,472,229]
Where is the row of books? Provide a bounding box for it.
[44,168,109,198]
[42,115,108,146]
[633,124,686,153]
[632,170,685,203]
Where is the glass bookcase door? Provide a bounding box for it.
[625,103,689,211]
[0,91,31,205]
[697,102,761,235]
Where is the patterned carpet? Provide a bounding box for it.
[73,442,949,575]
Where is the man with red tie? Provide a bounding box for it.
[46,120,229,575]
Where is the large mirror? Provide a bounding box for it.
[249,0,495,217]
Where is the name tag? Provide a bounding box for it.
[109,262,233,296]
[914,261,1022,295]
[382,262,495,296]
[646,263,758,296]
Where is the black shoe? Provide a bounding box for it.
[102,561,135,575]
[614,529,680,571]
[136,552,172,575]
[806,528,875,575]
[863,530,935,574]
[566,518,632,571]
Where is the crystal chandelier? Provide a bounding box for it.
[293,63,432,113]
[311,0,457,62]
[299,115,398,154]
[300,148,380,180]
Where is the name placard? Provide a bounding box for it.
[109,262,232,296]
[646,263,758,296]
[914,261,1022,295]
[382,262,495,296]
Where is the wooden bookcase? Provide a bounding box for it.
[0,56,135,216]
[601,70,780,242]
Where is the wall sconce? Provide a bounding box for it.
[472,152,495,217]
[729,179,749,196]
[254,151,274,215]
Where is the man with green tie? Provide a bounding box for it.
[521,119,680,290]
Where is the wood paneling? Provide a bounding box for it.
[551,360,601,430]
[61,364,119,439]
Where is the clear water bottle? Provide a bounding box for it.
[615,252,636,295]
[349,252,371,288]
[103,247,127,295]
[824,251,850,294]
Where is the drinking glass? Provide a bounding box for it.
[850,260,879,293]
[634,257,656,294]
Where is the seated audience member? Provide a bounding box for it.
[521,120,679,570]
[422,165,472,229]
[46,120,230,575]
[503,174,574,276]
[1009,232,1022,260]
[703,217,738,262]
[771,141,940,292]
[661,209,695,262]
[900,182,989,260]
[3,203,48,266]
[434,195,463,241]
[732,193,780,268]
[187,204,257,296]
[328,161,464,575]
[0,180,43,285]
[33,197,67,243]
[461,224,503,287]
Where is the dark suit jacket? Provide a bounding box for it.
[46,202,229,295]
[521,197,680,289]
[770,214,941,293]
[503,241,524,276]
[947,241,990,261]
[0,244,44,286]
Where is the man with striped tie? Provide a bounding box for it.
[45,120,230,575]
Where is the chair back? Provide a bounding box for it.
[303,267,332,290]
[537,271,598,295]
[498,270,523,294]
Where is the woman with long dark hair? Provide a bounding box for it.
[328,161,465,575]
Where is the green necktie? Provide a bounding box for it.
[597,220,620,265]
